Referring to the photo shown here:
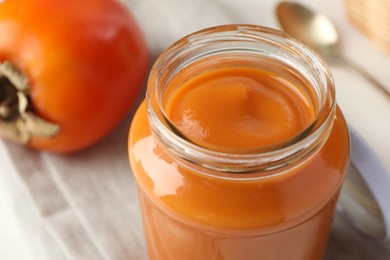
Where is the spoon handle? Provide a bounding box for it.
[333,57,390,100]
[330,57,390,170]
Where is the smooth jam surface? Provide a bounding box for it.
[165,67,315,151]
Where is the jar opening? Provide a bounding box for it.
[147,25,335,176]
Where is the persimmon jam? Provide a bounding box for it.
[129,26,349,260]
[164,66,315,151]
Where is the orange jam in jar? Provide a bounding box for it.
[128,25,349,260]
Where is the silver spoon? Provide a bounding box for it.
[277,1,390,240]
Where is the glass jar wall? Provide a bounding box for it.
[128,25,349,260]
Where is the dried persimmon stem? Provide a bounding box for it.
[0,60,60,144]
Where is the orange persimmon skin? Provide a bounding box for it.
[0,0,148,152]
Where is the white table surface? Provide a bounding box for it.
[0,0,389,259]
[0,170,34,260]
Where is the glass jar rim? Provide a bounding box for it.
[146,24,336,177]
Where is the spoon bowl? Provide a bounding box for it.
[276,2,340,57]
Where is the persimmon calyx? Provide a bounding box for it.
[0,61,60,144]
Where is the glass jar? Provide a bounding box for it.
[128,25,349,260]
